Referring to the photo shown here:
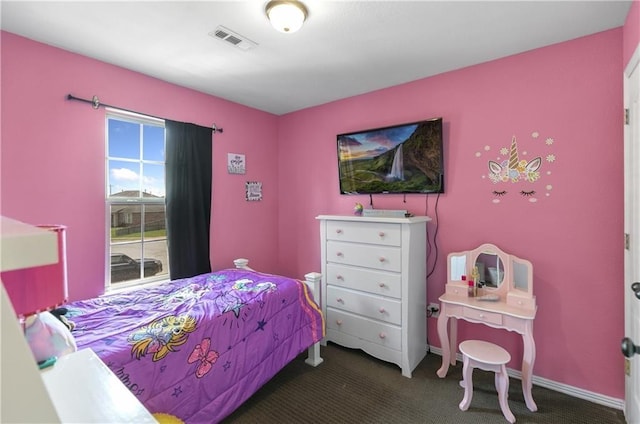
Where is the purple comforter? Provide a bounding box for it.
[67,268,324,423]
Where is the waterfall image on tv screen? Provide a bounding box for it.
[337,118,444,194]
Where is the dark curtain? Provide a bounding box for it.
[165,120,213,280]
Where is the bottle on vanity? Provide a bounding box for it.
[470,266,481,297]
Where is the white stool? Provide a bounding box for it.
[458,340,516,423]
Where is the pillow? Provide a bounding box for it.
[24,311,77,363]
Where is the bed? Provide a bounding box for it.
[64,259,324,423]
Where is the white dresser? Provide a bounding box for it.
[317,214,430,377]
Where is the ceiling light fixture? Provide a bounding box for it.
[265,0,308,34]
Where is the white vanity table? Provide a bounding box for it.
[436,243,538,412]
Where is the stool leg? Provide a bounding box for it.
[459,356,473,411]
[495,364,516,423]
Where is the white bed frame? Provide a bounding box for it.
[233,258,323,367]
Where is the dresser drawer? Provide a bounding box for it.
[327,240,402,272]
[326,308,401,350]
[326,263,401,298]
[326,221,401,246]
[327,286,401,325]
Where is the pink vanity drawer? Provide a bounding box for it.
[507,293,537,310]
[463,307,503,325]
[445,284,467,297]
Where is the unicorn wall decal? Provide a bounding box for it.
[488,136,541,184]
[478,132,556,203]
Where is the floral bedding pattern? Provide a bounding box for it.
[67,268,324,423]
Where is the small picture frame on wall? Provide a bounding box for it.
[227,153,246,174]
[246,181,262,201]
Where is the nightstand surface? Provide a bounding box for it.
[41,348,157,423]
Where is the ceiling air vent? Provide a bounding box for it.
[209,26,257,51]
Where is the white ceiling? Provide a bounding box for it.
[1,1,632,115]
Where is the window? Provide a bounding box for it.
[106,110,169,289]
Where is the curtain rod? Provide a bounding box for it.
[66,94,224,134]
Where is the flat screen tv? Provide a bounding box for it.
[337,117,444,194]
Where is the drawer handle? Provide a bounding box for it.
[479,314,485,319]
[336,274,344,280]
[336,298,344,303]
[378,282,386,288]
[379,307,386,314]
[336,252,344,257]
[336,229,343,234]
[379,333,386,339]
[336,320,343,325]
[378,231,385,237]
[517,300,523,305]
[378,257,386,263]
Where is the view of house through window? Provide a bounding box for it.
[106,111,169,288]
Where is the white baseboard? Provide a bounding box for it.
[428,345,624,411]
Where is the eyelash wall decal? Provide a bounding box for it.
[492,190,507,197]
[520,190,536,197]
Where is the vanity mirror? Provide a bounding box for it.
[445,243,535,309]
[474,251,504,288]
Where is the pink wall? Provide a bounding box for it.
[0,31,281,301]
[278,28,625,399]
[1,16,634,402]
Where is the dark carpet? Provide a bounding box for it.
[223,343,627,424]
